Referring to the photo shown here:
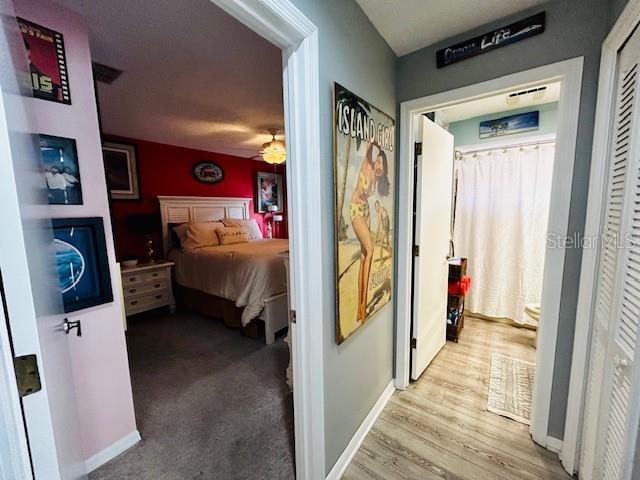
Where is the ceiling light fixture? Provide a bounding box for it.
[260,128,286,165]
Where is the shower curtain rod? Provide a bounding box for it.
[455,137,556,156]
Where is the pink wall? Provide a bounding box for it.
[15,0,138,466]
[106,136,287,260]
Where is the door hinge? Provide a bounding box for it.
[411,338,417,349]
[13,354,41,398]
[414,142,422,156]
[290,309,297,324]
[413,245,420,257]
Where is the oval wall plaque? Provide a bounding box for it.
[192,161,224,184]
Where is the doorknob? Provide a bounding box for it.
[62,318,82,337]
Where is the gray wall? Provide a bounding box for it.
[397,0,609,439]
[286,0,397,473]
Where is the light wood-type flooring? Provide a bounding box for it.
[343,316,571,480]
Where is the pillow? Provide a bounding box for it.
[173,221,224,251]
[221,218,263,240]
[215,226,250,245]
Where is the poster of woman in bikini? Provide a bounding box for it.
[333,83,395,344]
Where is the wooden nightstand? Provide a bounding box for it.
[120,260,175,316]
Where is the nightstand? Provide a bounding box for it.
[120,260,175,316]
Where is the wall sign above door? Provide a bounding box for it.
[436,11,546,68]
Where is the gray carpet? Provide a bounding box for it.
[89,311,294,480]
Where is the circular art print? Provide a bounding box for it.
[192,161,224,184]
[54,238,85,293]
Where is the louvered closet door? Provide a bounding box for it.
[580,26,640,480]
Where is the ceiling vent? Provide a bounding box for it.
[92,62,123,84]
[506,86,547,106]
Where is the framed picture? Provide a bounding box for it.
[479,110,539,139]
[255,171,283,213]
[193,161,224,184]
[18,18,71,104]
[102,141,140,200]
[39,134,82,205]
[52,217,113,313]
[333,82,395,344]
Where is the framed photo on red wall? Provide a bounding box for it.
[18,18,71,105]
[255,171,283,213]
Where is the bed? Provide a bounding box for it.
[159,196,289,344]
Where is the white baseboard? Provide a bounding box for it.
[547,435,563,455]
[326,380,395,480]
[85,430,141,473]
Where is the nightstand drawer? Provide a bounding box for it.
[124,281,166,298]
[125,290,169,312]
[122,268,167,287]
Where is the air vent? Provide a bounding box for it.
[92,62,123,84]
[506,86,547,105]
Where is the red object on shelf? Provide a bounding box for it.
[448,275,471,295]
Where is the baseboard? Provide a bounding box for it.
[85,430,141,473]
[326,380,395,480]
[547,435,563,455]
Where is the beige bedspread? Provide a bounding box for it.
[169,239,288,325]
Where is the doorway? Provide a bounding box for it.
[396,58,584,466]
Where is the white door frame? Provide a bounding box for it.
[563,0,640,474]
[211,1,325,479]
[395,58,583,455]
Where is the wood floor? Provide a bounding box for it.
[343,316,571,480]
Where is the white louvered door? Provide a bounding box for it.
[580,26,640,480]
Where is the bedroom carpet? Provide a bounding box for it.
[89,311,294,480]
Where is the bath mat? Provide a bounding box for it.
[487,352,535,425]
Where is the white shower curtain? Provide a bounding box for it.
[453,142,555,324]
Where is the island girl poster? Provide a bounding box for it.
[333,83,395,344]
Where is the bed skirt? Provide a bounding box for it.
[175,284,259,338]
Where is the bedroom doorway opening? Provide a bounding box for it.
[396,58,584,473]
[60,0,308,477]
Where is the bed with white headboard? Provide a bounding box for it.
[158,196,289,344]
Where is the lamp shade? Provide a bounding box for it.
[267,205,279,212]
[261,128,286,165]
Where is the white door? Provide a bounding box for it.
[579,25,640,480]
[0,7,84,480]
[411,117,454,380]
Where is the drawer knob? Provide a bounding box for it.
[155,295,162,299]
[129,277,136,282]
[129,288,136,294]
[154,283,161,288]
[131,300,138,305]
[152,273,158,277]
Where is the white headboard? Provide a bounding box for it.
[158,195,251,255]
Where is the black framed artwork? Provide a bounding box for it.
[18,18,71,104]
[39,134,82,205]
[52,217,113,313]
[102,141,140,200]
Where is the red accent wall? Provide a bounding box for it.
[108,136,287,260]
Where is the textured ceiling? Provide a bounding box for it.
[55,0,284,158]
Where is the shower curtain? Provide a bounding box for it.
[453,142,555,324]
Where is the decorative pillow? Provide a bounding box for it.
[173,221,224,251]
[215,226,250,245]
[221,218,263,240]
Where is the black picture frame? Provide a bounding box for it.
[255,171,283,213]
[39,134,83,205]
[52,217,113,313]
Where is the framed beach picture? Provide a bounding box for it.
[479,110,539,139]
[39,134,82,205]
[102,141,140,200]
[18,18,71,104]
[255,171,283,213]
[333,83,395,344]
[52,217,113,313]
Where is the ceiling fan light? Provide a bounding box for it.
[260,129,287,165]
